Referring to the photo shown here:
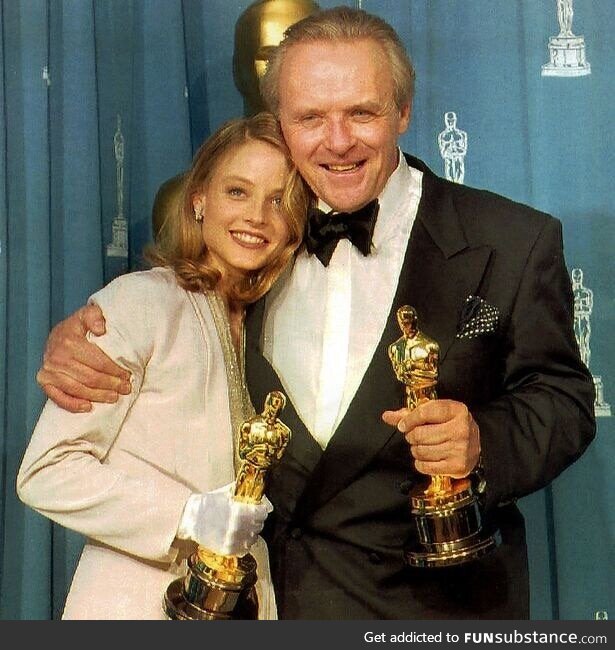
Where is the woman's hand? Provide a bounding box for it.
[178,483,273,556]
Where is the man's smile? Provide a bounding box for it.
[321,161,366,173]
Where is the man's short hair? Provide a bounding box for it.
[260,6,416,116]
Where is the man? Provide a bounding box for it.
[36,8,595,619]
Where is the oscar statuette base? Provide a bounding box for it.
[164,549,258,620]
[541,36,591,77]
[404,477,500,568]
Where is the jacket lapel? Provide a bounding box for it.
[244,299,323,478]
[401,157,494,361]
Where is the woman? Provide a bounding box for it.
[16,112,309,619]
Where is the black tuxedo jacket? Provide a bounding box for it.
[245,155,595,619]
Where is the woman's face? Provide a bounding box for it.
[193,140,292,286]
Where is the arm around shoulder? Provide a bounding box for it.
[37,300,132,412]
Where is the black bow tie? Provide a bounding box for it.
[305,199,379,267]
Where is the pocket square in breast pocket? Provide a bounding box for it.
[456,295,499,340]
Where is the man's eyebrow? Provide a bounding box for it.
[290,108,322,117]
[350,100,380,109]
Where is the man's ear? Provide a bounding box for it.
[398,100,412,135]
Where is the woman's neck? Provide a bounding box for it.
[217,288,245,354]
[214,267,251,352]
[227,301,245,354]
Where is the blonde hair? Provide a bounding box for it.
[260,6,415,116]
[147,112,308,305]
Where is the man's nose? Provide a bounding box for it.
[325,118,355,155]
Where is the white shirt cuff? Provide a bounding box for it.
[176,493,201,540]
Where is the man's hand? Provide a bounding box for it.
[36,304,132,413]
[382,399,480,478]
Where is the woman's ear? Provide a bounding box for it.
[192,193,205,223]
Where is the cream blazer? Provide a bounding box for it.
[17,267,276,620]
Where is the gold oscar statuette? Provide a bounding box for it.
[388,306,500,567]
[164,391,290,619]
[233,0,320,115]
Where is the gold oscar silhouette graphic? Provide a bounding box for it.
[164,391,290,619]
[388,306,499,567]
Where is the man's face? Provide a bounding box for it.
[277,38,411,212]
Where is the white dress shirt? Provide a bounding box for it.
[263,153,423,449]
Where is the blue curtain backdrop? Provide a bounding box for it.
[0,0,612,619]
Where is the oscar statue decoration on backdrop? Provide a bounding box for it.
[106,115,129,259]
[572,268,611,417]
[542,0,591,77]
[233,0,320,116]
[437,111,467,185]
